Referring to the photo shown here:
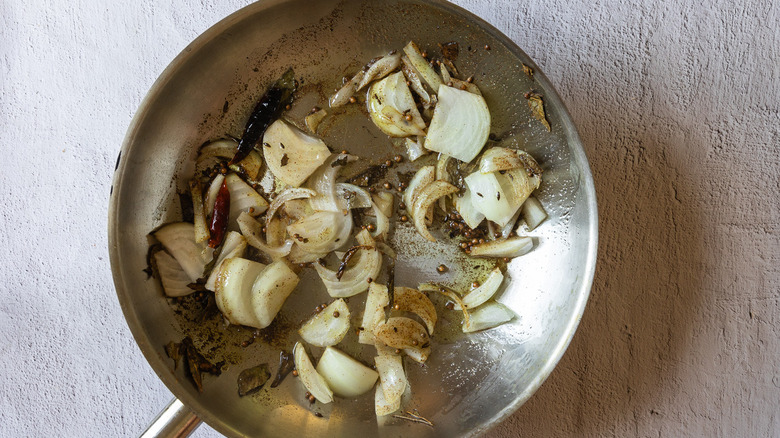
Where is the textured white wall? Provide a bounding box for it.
[0,0,777,437]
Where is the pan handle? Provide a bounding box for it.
[140,398,201,438]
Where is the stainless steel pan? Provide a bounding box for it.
[109,1,598,436]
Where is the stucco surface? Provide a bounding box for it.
[0,0,777,437]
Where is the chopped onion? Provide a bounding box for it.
[521,195,547,230]
[435,154,451,213]
[305,108,327,133]
[293,342,333,403]
[316,346,379,398]
[502,168,540,212]
[250,259,300,328]
[329,70,365,108]
[374,317,429,350]
[463,171,515,227]
[263,119,331,187]
[336,183,373,209]
[367,72,426,137]
[479,147,524,174]
[462,301,515,333]
[307,153,356,212]
[265,187,316,228]
[356,51,402,91]
[404,136,428,161]
[411,180,458,242]
[439,62,451,83]
[204,231,247,291]
[153,250,193,297]
[454,187,486,229]
[402,345,431,364]
[225,173,269,223]
[359,282,389,345]
[299,299,350,347]
[372,191,394,218]
[402,165,435,219]
[287,244,327,264]
[236,212,292,260]
[419,283,470,327]
[424,85,490,163]
[196,139,263,181]
[204,174,225,217]
[153,222,212,282]
[402,41,442,92]
[469,236,533,258]
[375,383,399,417]
[189,180,209,244]
[287,210,352,254]
[392,287,437,334]
[453,267,503,310]
[214,257,267,327]
[516,150,544,176]
[400,57,431,106]
[280,198,312,221]
[315,229,381,297]
[375,353,406,413]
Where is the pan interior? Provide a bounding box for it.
[109,0,597,437]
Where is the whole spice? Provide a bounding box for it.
[207,180,230,248]
[231,68,297,164]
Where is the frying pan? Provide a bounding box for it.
[108,0,598,436]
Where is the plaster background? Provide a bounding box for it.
[0,0,777,436]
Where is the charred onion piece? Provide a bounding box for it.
[374,317,429,350]
[207,180,230,248]
[392,287,437,334]
[411,181,458,242]
[231,68,296,164]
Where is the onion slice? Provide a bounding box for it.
[402,165,435,221]
[293,342,333,403]
[250,259,300,328]
[411,180,458,242]
[287,210,352,254]
[305,108,328,133]
[336,183,373,209]
[375,353,406,414]
[316,347,379,398]
[374,317,429,350]
[153,222,212,283]
[189,181,209,243]
[469,236,533,258]
[214,257,267,327]
[204,231,247,291]
[153,250,193,297]
[329,70,365,108]
[479,147,524,174]
[463,171,515,227]
[400,56,431,106]
[453,267,503,310]
[263,120,331,187]
[435,154,451,213]
[356,51,402,91]
[315,229,382,297]
[424,85,490,163]
[236,212,293,260]
[372,191,394,218]
[265,187,316,228]
[359,282,389,345]
[367,72,426,137]
[392,287,437,334]
[225,173,269,223]
[462,301,515,333]
[404,137,428,161]
[299,299,351,347]
[402,41,442,92]
[454,187,486,229]
[204,174,225,217]
[307,153,356,212]
[521,195,547,231]
[375,384,400,417]
[419,283,470,327]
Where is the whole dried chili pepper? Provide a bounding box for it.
[208,180,230,248]
[230,68,297,165]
